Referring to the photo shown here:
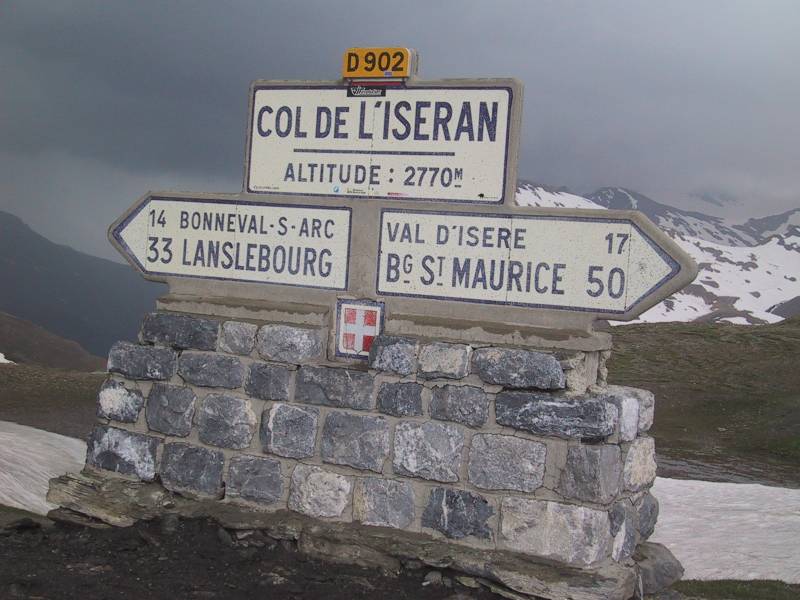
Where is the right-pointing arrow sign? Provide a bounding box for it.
[376,209,697,317]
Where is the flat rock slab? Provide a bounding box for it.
[295,366,374,410]
[140,312,219,351]
[257,324,322,364]
[495,391,618,439]
[47,471,638,600]
[108,342,176,381]
[472,348,565,390]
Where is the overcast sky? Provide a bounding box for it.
[1,1,798,260]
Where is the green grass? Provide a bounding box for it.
[675,579,800,599]
[608,317,800,484]
[0,363,104,439]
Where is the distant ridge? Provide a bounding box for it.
[0,210,164,356]
[0,311,104,371]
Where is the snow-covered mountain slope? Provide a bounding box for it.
[515,183,800,324]
[585,187,758,246]
[635,235,799,324]
[735,208,800,249]
[516,181,602,210]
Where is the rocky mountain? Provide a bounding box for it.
[0,210,165,356]
[517,181,800,324]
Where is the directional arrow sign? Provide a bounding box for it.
[109,194,352,290]
[376,208,695,316]
[110,192,696,323]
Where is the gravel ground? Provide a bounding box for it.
[0,515,501,600]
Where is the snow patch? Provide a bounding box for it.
[652,477,800,583]
[0,421,86,515]
[720,317,750,325]
[516,185,603,210]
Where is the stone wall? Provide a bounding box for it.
[80,310,665,598]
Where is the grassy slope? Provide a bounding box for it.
[0,312,105,372]
[608,317,800,484]
[0,364,104,439]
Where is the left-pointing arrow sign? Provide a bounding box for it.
[109,193,352,290]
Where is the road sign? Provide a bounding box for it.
[377,208,686,315]
[342,47,415,79]
[109,194,351,290]
[244,80,521,204]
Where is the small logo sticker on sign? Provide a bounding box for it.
[347,84,386,97]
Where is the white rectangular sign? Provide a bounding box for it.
[246,84,513,203]
[377,209,678,314]
[113,197,351,290]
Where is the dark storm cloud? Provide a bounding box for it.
[1,1,798,259]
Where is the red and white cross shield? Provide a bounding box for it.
[336,299,384,358]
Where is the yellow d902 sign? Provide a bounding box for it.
[342,47,413,78]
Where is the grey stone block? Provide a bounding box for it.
[96,378,144,423]
[430,385,489,428]
[558,444,622,504]
[227,454,283,504]
[610,500,639,562]
[418,343,470,379]
[145,383,196,437]
[289,464,352,519]
[195,394,256,449]
[376,382,423,417]
[140,312,218,351]
[160,442,224,498]
[354,477,415,529]
[605,385,656,440]
[468,434,546,492]
[636,491,660,540]
[321,412,390,473]
[245,362,291,401]
[393,421,464,482]
[295,366,374,410]
[623,436,657,492]
[368,336,418,376]
[499,497,613,566]
[634,542,684,595]
[260,403,318,459]
[257,324,322,364]
[472,347,565,390]
[495,391,618,439]
[606,385,656,433]
[108,341,176,381]
[85,425,159,481]
[422,488,493,540]
[178,352,244,388]
[218,321,258,355]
